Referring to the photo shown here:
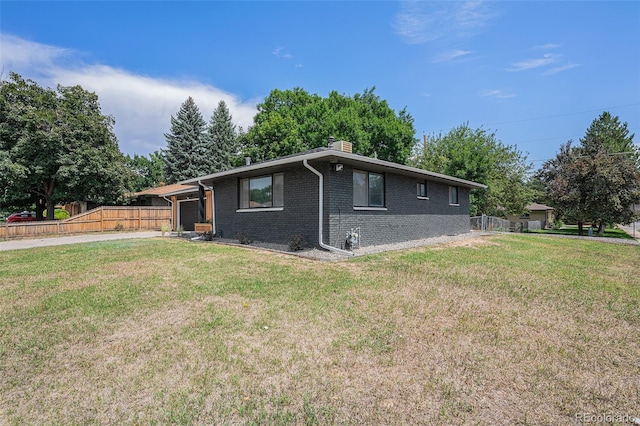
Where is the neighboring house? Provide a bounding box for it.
[63,200,100,217]
[169,141,486,253]
[131,183,205,232]
[506,203,554,228]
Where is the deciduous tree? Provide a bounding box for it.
[538,112,640,235]
[243,87,417,164]
[126,151,165,192]
[0,72,129,220]
[410,123,533,216]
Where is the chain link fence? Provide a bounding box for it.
[471,215,544,233]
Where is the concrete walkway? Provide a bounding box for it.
[618,222,639,240]
[0,231,163,252]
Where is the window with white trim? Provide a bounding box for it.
[417,181,428,198]
[239,173,284,209]
[449,186,459,205]
[353,170,385,207]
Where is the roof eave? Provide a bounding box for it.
[180,150,487,190]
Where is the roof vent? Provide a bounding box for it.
[332,140,353,153]
[328,136,335,148]
[245,157,251,166]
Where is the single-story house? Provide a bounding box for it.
[168,141,486,253]
[506,203,554,228]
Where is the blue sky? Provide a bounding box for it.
[1,1,639,168]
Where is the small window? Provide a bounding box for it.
[239,173,284,209]
[417,182,427,198]
[353,170,385,207]
[449,186,459,205]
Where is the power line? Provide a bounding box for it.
[482,103,640,127]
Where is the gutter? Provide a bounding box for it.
[197,180,216,234]
[302,159,354,256]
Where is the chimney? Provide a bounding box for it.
[331,140,353,153]
[245,157,251,166]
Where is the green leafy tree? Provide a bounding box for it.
[162,97,210,183]
[243,87,417,164]
[206,100,238,172]
[410,123,533,216]
[126,150,165,192]
[0,72,129,220]
[538,112,640,235]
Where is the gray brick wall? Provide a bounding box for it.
[212,160,472,249]
[213,164,319,246]
[326,164,471,248]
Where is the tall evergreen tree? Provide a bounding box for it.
[162,97,209,183]
[206,100,238,172]
[581,111,637,159]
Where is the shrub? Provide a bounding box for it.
[160,223,171,236]
[552,220,563,230]
[236,232,253,245]
[288,234,306,251]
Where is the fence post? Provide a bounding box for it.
[100,207,104,232]
[138,207,142,230]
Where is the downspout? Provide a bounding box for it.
[198,180,216,235]
[161,196,173,230]
[303,159,354,256]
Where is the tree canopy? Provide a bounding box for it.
[126,151,165,193]
[410,123,533,216]
[538,112,639,234]
[241,87,417,164]
[0,72,129,220]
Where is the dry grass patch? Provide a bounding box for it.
[1,235,639,424]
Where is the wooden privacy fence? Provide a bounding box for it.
[0,206,171,239]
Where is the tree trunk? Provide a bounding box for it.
[578,221,584,236]
[45,179,56,221]
[597,221,605,236]
[46,198,56,220]
[35,197,46,221]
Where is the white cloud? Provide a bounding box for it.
[480,89,516,99]
[533,43,561,50]
[272,46,293,59]
[542,63,581,76]
[0,34,258,156]
[507,53,560,71]
[393,1,498,44]
[431,49,473,63]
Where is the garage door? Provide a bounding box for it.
[179,199,198,231]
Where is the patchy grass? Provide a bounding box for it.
[1,235,639,425]
[526,225,634,239]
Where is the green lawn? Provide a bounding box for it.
[1,235,639,425]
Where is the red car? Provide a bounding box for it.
[6,211,37,223]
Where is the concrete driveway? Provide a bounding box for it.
[0,231,163,252]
